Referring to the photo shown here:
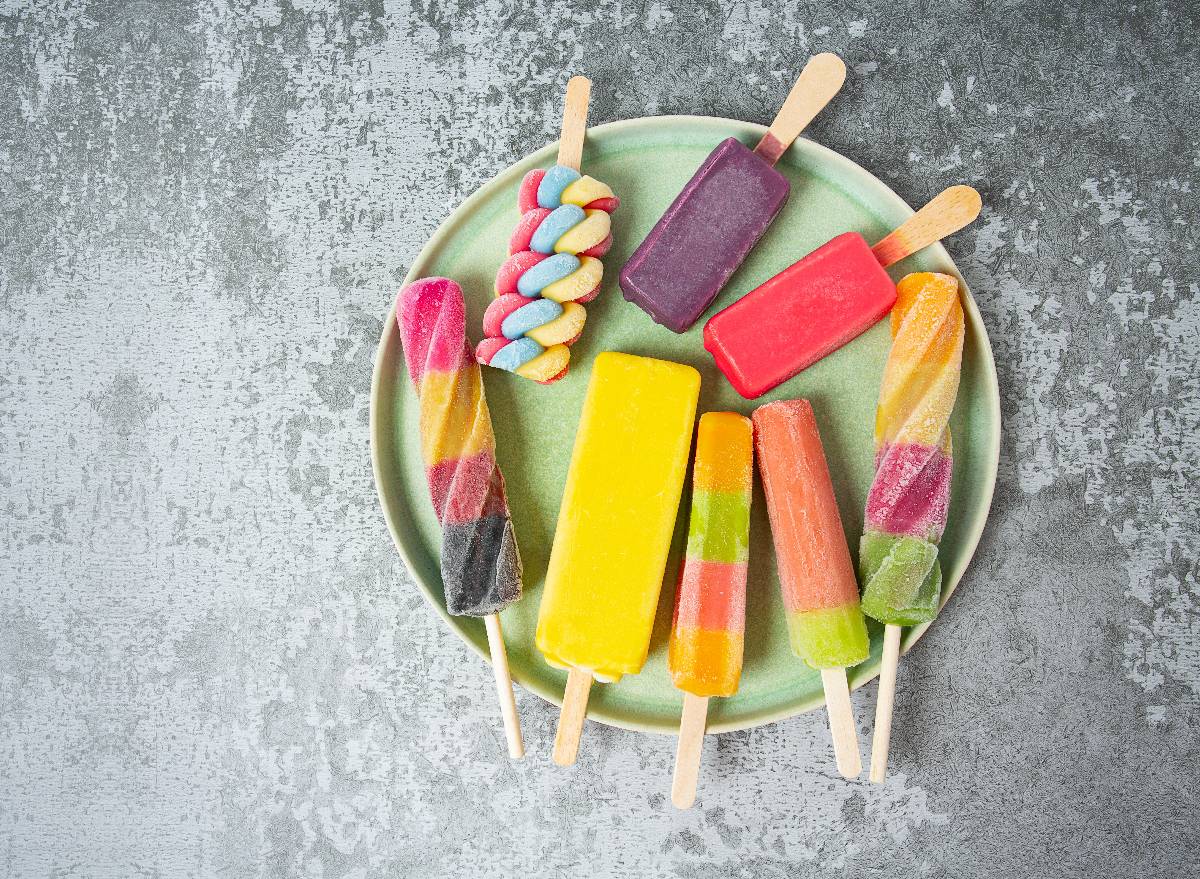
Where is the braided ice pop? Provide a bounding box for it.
[397,276,525,757]
[859,271,964,783]
[476,78,618,384]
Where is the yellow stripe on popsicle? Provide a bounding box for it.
[540,256,604,303]
[560,176,614,207]
[418,367,494,466]
[875,273,964,448]
[554,209,610,255]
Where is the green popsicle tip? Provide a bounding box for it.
[786,604,870,670]
[860,532,943,626]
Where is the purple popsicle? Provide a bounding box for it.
[617,54,847,334]
[620,138,789,333]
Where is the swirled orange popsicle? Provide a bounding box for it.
[536,352,701,765]
[862,271,965,784]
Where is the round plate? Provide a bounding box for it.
[370,116,1000,735]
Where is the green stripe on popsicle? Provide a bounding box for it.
[785,604,870,670]
[685,489,751,564]
[859,532,943,626]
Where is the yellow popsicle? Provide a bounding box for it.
[536,352,702,683]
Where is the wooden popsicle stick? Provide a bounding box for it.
[483,613,524,759]
[671,693,709,809]
[821,666,862,778]
[753,53,847,166]
[553,667,593,766]
[869,624,902,783]
[558,76,591,173]
[871,185,982,268]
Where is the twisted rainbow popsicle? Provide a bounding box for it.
[397,277,521,616]
[476,165,619,383]
[861,271,965,784]
[859,272,964,625]
[669,412,753,698]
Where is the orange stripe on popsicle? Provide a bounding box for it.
[691,411,754,493]
[669,626,743,697]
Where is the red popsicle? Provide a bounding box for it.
[703,186,982,399]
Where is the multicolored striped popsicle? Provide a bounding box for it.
[670,412,753,698]
[753,399,867,778]
[860,271,964,782]
[396,276,525,757]
[668,412,753,808]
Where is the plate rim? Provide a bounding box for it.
[369,114,1001,734]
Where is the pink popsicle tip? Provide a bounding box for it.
[518,169,547,214]
[474,336,509,366]
[397,277,469,386]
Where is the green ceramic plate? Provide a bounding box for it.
[370,116,1000,735]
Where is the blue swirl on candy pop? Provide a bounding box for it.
[538,164,580,206]
[501,298,562,339]
[490,337,542,372]
[529,205,587,254]
[517,252,580,297]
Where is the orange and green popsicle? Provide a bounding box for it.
[753,399,866,777]
[753,400,868,669]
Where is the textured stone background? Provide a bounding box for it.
[1,1,1198,877]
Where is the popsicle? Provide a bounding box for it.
[704,185,982,398]
[396,276,525,758]
[861,271,964,783]
[669,411,753,808]
[536,352,701,765]
[477,76,619,383]
[619,53,847,333]
[753,399,866,778]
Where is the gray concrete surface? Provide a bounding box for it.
[1,1,1198,876]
